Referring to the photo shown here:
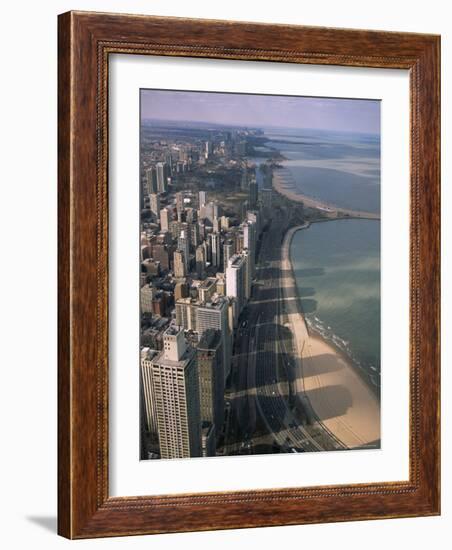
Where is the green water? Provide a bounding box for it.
[291,219,381,387]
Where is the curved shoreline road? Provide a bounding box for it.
[281,225,381,449]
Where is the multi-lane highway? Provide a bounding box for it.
[223,207,345,455]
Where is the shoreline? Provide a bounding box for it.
[281,224,381,449]
[273,170,381,220]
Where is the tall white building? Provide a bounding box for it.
[160,208,170,232]
[226,254,247,323]
[147,327,201,459]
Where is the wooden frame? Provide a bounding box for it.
[58,10,440,539]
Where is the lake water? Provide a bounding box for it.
[291,218,380,388]
[265,127,381,214]
[263,128,381,389]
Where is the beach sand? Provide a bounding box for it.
[281,226,381,449]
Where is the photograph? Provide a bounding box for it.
[139,89,381,460]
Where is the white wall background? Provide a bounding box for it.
[0,1,449,548]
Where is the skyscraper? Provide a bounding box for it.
[197,329,225,439]
[173,249,186,278]
[223,239,235,271]
[149,193,161,217]
[196,297,231,382]
[147,327,201,459]
[156,162,169,193]
[204,140,213,159]
[145,166,158,195]
[226,254,247,324]
[248,180,258,209]
[210,232,222,268]
[177,230,190,272]
[176,192,184,219]
[175,297,197,331]
[198,190,207,209]
[195,244,206,279]
[240,165,249,191]
[160,208,170,232]
[140,284,156,313]
[242,220,257,278]
[140,347,159,435]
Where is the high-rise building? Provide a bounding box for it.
[174,281,189,300]
[197,329,225,439]
[149,193,161,217]
[140,284,156,313]
[210,232,221,268]
[242,220,257,278]
[240,165,249,191]
[223,239,235,270]
[213,217,220,234]
[201,201,220,223]
[156,162,169,193]
[216,274,226,296]
[198,190,207,209]
[147,327,201,459]
[248,180,258,209]
[242,249,251,301]
[198,278,217,304]
[201,422,216,457]
[189,221,200,248]
[142,258,161,277]
[195,244,206,279]
[145,166,158,195]
[247,210,261,235]
[169,220,180,240]
[175,297,197,331]
[159,208,170,232]
[176,192,184,218]
[173,249,186,278]
[261,188,272,209]
[196,298,232,381]
[140,347,160,436]
[220,216,230,231]
[152,243,171,271]
[204,140,213,159]
[226,254,247,324]
[177,230,190,272]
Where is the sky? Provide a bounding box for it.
[141,89,380,135]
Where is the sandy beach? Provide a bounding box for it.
[273,170,380,220]
[281,225,381,449]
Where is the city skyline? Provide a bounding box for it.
[141,89,380,134]
[139,89,380,461]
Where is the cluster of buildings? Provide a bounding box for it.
[140,131,273,460]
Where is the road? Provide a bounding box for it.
[224,208,344,454]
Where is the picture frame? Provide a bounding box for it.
[58,10,440,538]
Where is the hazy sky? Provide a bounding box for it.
[141,89,380,134]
